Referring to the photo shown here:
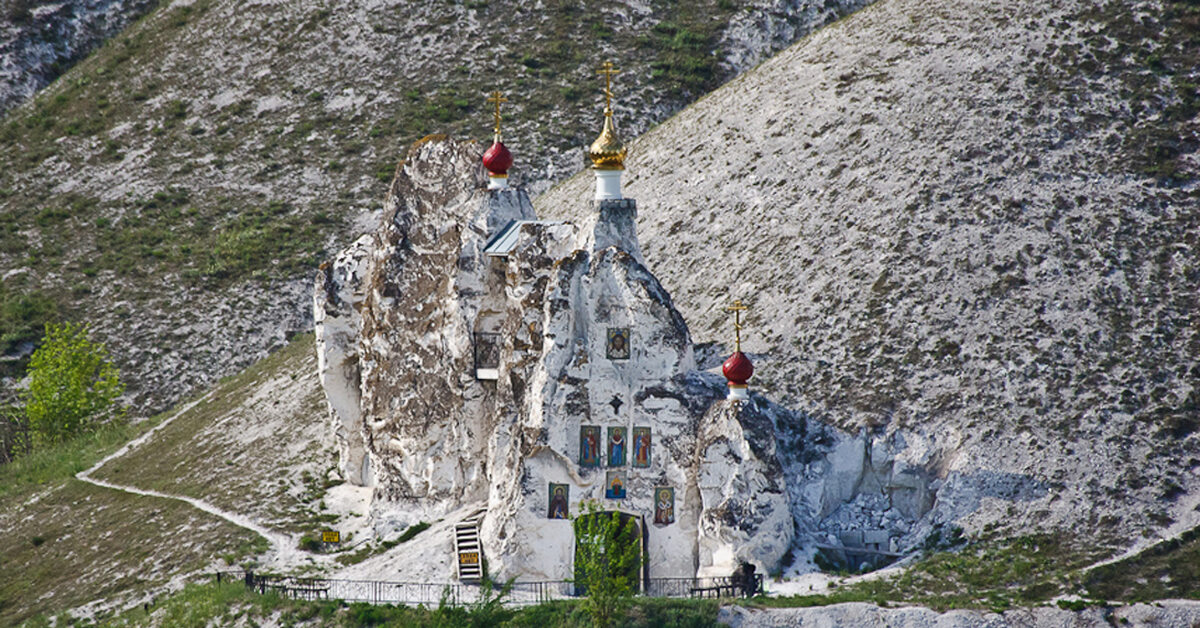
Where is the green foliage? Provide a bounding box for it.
[572,501,643,628]
[763,533,1114,612]
[24,322,124,447]
[89,580,718,627]
[1085,523,1200,602]
[397,520,431,543]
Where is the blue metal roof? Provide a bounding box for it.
[483,220,561,257]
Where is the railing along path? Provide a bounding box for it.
[217,570,763,607]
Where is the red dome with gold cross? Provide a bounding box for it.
[722,351,754,386]
[482,140,512,176]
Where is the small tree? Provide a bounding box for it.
[573,500,643,628]
[24,322,124,446]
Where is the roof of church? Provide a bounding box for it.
[483,219,565,257]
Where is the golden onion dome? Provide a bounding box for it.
[588,110,627,170]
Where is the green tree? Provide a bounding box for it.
[573,500,643,628]
[24,322,124,446]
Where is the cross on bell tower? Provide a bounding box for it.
[588,61,628,200]
[598,61,620,116]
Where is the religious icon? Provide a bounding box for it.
[654,487,675,525]
[606,327,631,360]
[608,426,626,466]
[606,471,627,499]
[580,426,601,467]
[632,427,651,468]
[548,483,569,519]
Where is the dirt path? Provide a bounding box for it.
[1080,491,1200,573]
[75,392,314,571]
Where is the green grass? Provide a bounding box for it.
[1084,524,1200,602]
[761,534,1116,613]
[0,417,154,500]
[89,333,336,534]
[82,581,721,627]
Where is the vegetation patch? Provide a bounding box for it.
[79,580,721,627]
[89,333,336,534]
[1084,523,1200,602]
[763,533,1116,612]
[0,476,261,626]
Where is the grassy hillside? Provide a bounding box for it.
[0,420,264,626]
[0,0,871,414]
[90,333,337,536]
[0,333,334,624]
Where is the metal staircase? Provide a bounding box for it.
[455,509,486,582]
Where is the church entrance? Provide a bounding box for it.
[573,511,647,594]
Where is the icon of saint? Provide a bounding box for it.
[606,473,626,499]
[549,485,569,519]
[633,429,650,467]
[609,428,625,466]
[655,488,674,524]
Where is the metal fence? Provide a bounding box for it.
[219,571,762,608]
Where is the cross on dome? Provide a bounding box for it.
[589,60,628,196]
[482,90,513,189]
[725,299,749,352]
[597,61,621,115]
[486,91,508,142]
[722,299,754,401]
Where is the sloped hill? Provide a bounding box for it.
[537,0,1199,539]
[0,0,870,413]
[0,0,159,115]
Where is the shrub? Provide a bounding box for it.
[24,322,125,446]
[573,501,643,628]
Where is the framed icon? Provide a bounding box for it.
[606,327,631,360]
[606,471,627,499]
[654,487,674,524]
[632,427,650,468]
[580,425,601,467]
[548,483,569,519]
[608,426,626,467]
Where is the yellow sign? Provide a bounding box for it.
[322,530,340,543]
[458,551,479,565]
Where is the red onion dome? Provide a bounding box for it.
[722,351,754,385]
[482,141,513,176]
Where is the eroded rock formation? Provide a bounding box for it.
[315,137,795,579]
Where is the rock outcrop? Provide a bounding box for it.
[720,601,1200,628]
[315,137,797,580]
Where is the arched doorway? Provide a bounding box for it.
[573,511,647,594]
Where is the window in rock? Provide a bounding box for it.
[474,332,501,380]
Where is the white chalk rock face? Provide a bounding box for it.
[314,233,374,486]
[315,137,797,580]
[696,400,794,577]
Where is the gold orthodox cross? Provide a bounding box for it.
[597,61,620,113]
[725,300,749,352]
[486,91,508,140]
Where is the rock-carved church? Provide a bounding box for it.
[315,66,791,585]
